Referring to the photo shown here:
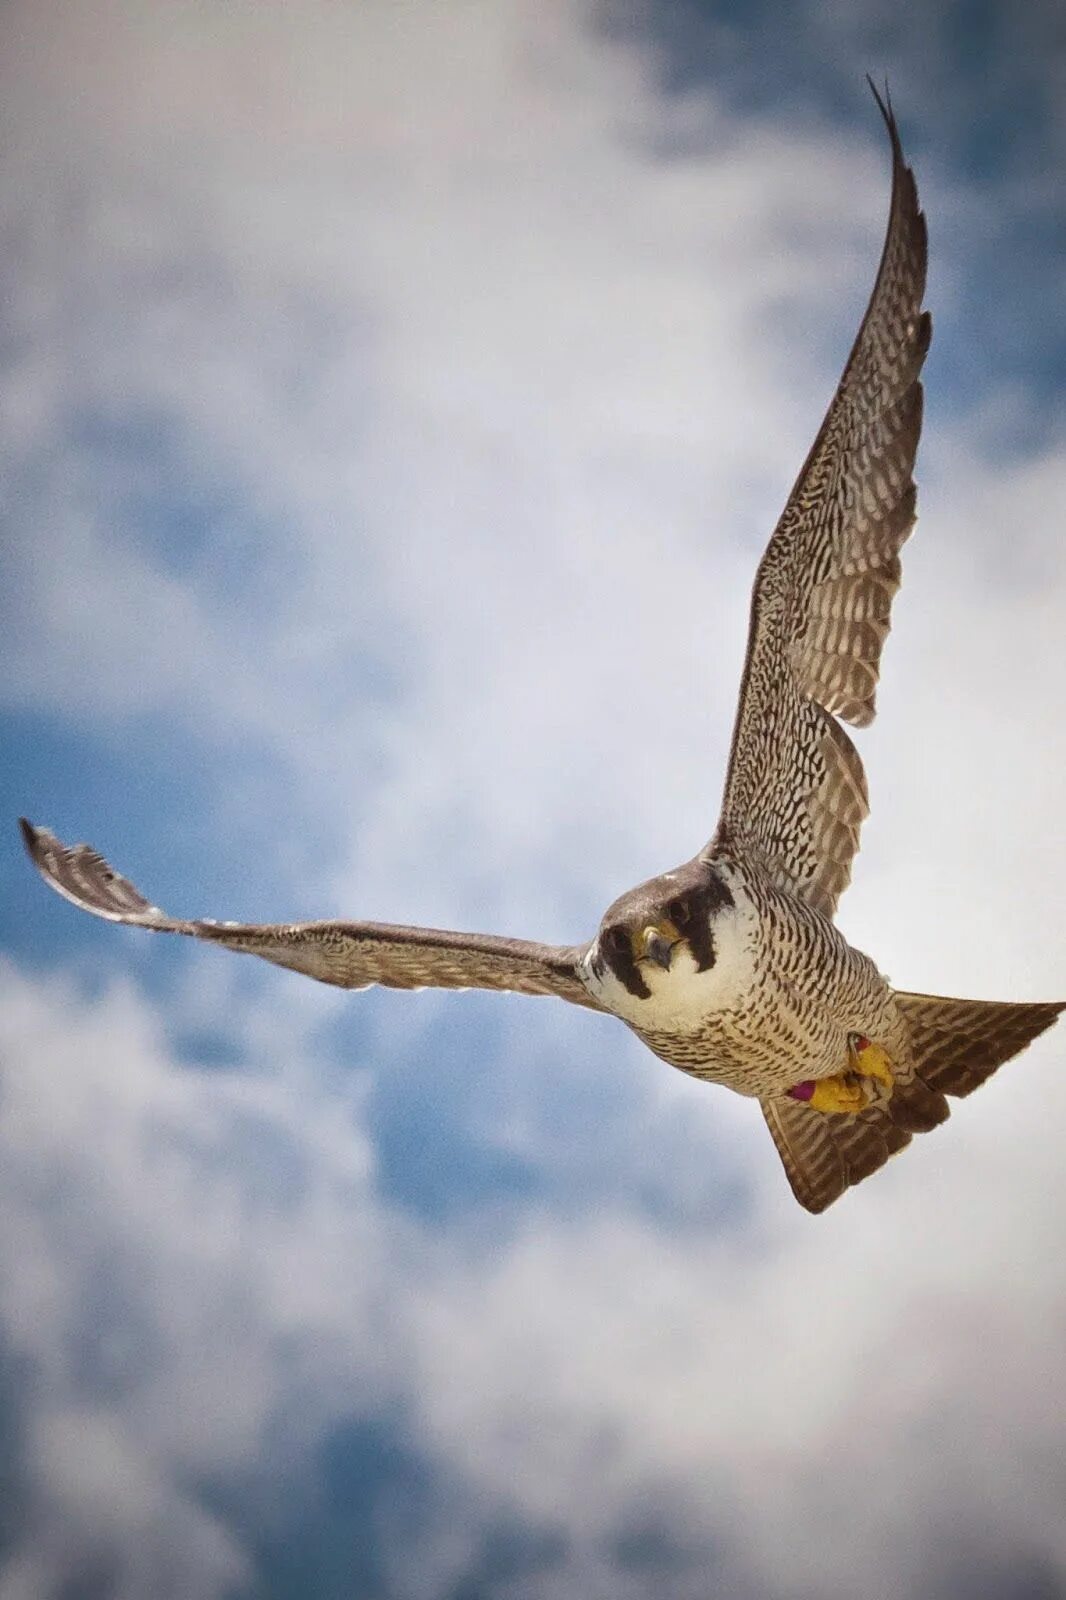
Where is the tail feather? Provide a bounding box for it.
[895,991,1064,1098]
[763,992,1063,1214]
[882,1070,949,1134]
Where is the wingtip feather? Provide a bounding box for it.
[19,815,44,862]
[865,75,901,159]
[18,818,166,924]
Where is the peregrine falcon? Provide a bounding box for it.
[20,87,1062,1212]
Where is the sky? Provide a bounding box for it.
[1,1,1064,1597]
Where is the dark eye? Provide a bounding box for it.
[669,899,691,928]
[603,925,628,951]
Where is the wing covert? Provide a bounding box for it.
[709,85,930,918]
[20,820,603,1012]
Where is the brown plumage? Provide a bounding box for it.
[18,819,601,1011]
[764,995,1064,1213]
[713,82,929,920]
[19,88,1062,1214]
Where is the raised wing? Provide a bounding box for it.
[20,820,603,1011]
[709,85,930,918]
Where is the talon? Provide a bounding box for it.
[848,1032,895,1092]
[787,1035,897,1115]
[806,1072,868,1114]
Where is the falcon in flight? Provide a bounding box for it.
[22,88,1062,1212]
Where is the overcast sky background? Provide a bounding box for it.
[2,2,1065,1597]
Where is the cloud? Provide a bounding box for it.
[1,938,1064,1598]
[0,959,390,1597]
[1,0,910,921]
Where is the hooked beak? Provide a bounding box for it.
[641,926,676,971]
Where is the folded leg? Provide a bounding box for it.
[789,1032,896,1114]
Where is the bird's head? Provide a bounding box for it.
[589,858,734,1000]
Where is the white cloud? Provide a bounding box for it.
[6,0,1057,941]
[2,0,905,923]
[0,959,396,1597]
[1,942,1064,1598]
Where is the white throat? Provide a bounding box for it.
[583,902,754,1031]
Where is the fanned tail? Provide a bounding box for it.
[763,991,1063,1214]
[894,991,1064,1097]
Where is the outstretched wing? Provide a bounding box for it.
[20,820,603,1011]
[709,86,930,918]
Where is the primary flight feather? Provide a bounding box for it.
[22,87,1062,1213]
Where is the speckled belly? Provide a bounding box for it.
[633,1005,849,1097]
[632,894,905,1099]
